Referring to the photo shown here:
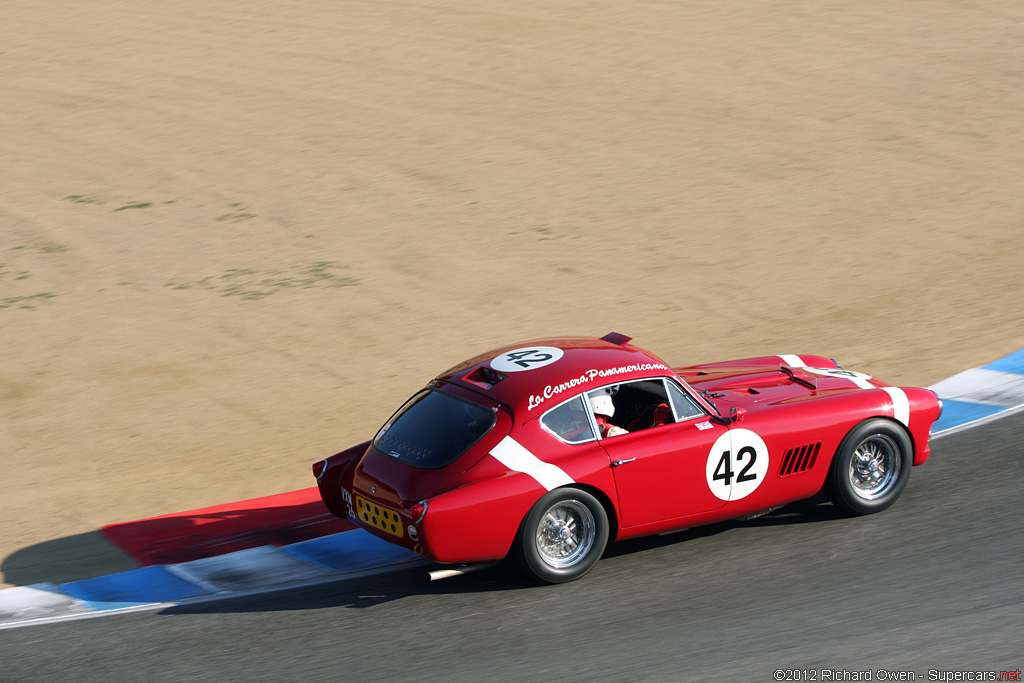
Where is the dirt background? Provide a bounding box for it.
[2,0,1022,587]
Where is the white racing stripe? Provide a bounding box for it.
[780,356,876,389]
[781,354,910,424]
[489,436,574,491]
[882,386,910,427]
[845,374,875,390]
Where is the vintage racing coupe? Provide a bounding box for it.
[313,333,942,583]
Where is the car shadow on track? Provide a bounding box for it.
[1,531,138,588]
[159,496,846,617]
[2,498,352,588]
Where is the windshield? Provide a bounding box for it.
[372,389,495,468]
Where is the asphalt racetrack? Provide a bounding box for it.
[2,414,1021,681]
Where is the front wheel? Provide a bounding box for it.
[826,419,912,515]
[515,488,609,584]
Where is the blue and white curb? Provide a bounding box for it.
[3,346,1023,630]
[0,530,427,630]
[929,348,1024,437]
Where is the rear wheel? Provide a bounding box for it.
[515,488,609,584]
[826,419,912,515]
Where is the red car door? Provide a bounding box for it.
[602,417,728,528]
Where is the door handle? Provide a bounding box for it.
[610,458,635,468]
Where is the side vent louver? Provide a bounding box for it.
[779,443,821,476]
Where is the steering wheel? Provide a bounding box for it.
[631,404,660,431]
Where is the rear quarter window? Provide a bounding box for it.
[540,395,597,444]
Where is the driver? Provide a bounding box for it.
[590,393,629,438]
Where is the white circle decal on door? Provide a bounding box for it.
[706,429,770,501]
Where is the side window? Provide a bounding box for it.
[590,379,674,435]
[540,396,597,445]
[666,381,706,421]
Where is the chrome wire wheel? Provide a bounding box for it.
[517,488,609,584]
[827,419,912,516]
[849,433,901,500]
[534,499,596,569]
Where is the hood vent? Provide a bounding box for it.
[779,442,821,476]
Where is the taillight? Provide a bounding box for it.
[312,459,328,480]
[410,500,428,524]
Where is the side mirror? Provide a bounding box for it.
[711,405,748,426]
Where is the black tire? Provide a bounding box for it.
[514,487,609,584]
[826,418,912,515]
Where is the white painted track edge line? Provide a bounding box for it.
[5,348,1022,631]
[0,601,174,631]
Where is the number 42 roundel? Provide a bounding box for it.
[491,346,564,373]
[706,429,770,501]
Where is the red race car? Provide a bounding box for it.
[314,333,942,583]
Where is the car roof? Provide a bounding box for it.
[436,334,676,420]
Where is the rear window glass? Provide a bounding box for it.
[373,389,495,468]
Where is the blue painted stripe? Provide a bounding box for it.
[281,528,418,573]
[5,346,1023,630]
[982,348,1024,375]
[930,347,1024,435]
[931,399,1005,434]
[61,565,209,610]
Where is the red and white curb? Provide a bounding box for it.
[0,530,427,630]
[3,346,1023,630]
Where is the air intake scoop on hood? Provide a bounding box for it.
[780,365,817,390]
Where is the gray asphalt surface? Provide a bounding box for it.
[2,415,1022,682]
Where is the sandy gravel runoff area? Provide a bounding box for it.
[1,1,1022,587]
